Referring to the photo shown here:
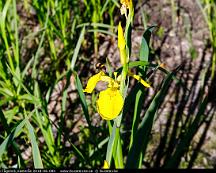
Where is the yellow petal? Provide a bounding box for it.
[128,71,151,88]
[97,88,123,120]
[83,71,105,93]
[118,22,126,50]
[100,75,119,89]
[117,74,122,82]
[102,160,109,169]
[100,75,114,84]
[118,22,127,65]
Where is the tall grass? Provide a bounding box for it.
[196,0,216,79]
[0,0,116,168]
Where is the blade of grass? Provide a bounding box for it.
[77,22,116,29]
[57,71,72,146]
[74,72,106,164]
[111,0,120,7]
[26,119,43,168]
[35,109,55,156]
[70,26,85,71]
[100,0,111,18]
[4,106,19,124]
[0,107,9,130]
[0,107,25,167]
[88,29,117,37]
[31,6,49,79]
[21,56,34,79]
[12,0,19,67]
[0,108,36,159]
[33,78,59,166]
[0,0,14,72]
[74,72,91,126]
[6,64,40,105]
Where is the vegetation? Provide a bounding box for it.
[0,0,215,169]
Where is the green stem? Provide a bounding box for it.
[105,1,133,168]
[105,122,123,168]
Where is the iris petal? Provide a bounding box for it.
[97,88,123,120]
[128,71,151,88]
[83,71,105,93]
[118,22,126,50]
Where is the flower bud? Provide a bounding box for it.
[118,22,127,65]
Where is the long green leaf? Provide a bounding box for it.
[0,118,27,159]
[139,26,156,62]
[105,123,118,167]
[164,95,209,168]
[0,107,25,167]
[31,6,49,79]
[88,29,117,37]
[127,26,156,165]
[0,0,14,72]
[6,63,40,105]
[35,109,56,159]
[0,107,9,131]
[128,26,156,153]
[139,25,157,76]
[57,71,72,146]
[129,85,144,150]
[74,72,91,126]
[12,0,19,67]
[0,108,36,162]
[126,71,174,168]
[26,119,43,168]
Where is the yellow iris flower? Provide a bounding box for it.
[83,70,150,120]
[83,71,123,120]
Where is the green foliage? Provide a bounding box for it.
[0,0,114,168]
[0,0,214,169]
[196,0,216,78]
